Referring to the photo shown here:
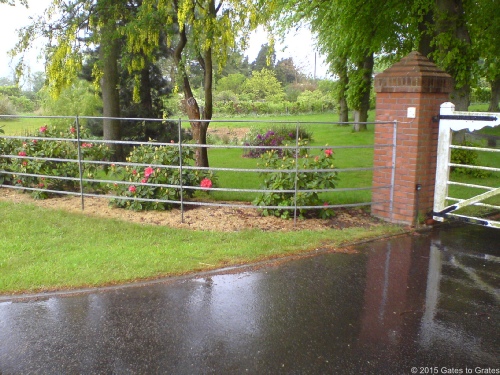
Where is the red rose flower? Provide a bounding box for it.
[200,178,213,189]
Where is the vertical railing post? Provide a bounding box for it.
[293,122,300,226]
[75,116,85,211]
[178,118,185,223]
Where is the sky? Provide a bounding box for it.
[0,0,329,82]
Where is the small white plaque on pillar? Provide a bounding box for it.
[407,107,416,118]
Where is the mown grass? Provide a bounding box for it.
[0,200,403,295]
[1,107,497,294]
[0,114,47,135]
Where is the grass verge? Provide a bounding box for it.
[0,199,403,295]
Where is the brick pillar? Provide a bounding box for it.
[372,51,453,225]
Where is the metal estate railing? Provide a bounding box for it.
[0,115,396,223]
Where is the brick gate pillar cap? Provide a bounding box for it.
[374,51,453,94]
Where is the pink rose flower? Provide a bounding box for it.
[128,185,136,193]
[141,178,148,184]
[324,149,333,157]
[200,178,213,189]
[144,167,154,178]
[70,127,76,134]
[39,126,47,133]
[18,151,27,156]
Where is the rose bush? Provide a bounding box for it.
[109,144,216,211]
[253,148,338,219]
[0,124,113,199]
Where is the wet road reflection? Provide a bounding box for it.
[0,224,498,374]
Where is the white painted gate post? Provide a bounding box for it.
[433,103,455,222]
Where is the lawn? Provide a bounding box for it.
[0,114,48,135]
[0,111,397,295]
[1,107,498,295]
[0,199,403,295]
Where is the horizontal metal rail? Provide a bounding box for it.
[1,116,394,224]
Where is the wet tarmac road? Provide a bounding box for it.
[0,224,499,374]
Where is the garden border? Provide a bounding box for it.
[0,115,396,225]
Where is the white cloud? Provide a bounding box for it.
[0,0,51,79]
[244,26,330,79]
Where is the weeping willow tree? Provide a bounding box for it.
[264,0,413,130]
[266,0,491,128]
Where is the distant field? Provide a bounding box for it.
[0,115,48,135]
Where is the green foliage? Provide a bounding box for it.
[471,86,491,103]
[243,69,285,101]
[0,125,113,198]
[253,148,338,219]
[109,144,216,211]
[0,94,17,116]
[243,125,312,158]
[8,95,34,113]
[275,57,301,84]
[296,90,335,112]
[0,85,21,97]
[451,141,491,178]
[0,85,34,113]
[214,90,239,104]
[213,98,336,116]
[39,79,102,128]
[251,44,276,72]
[216,73,247,94]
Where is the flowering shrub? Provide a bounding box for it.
[0,124,112,198]
[253,148,338,219]
[200,178,213,189]
[243,125,313,158]
[109,144,216,211]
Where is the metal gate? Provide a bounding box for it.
[433,102,500,228]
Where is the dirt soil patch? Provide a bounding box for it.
[207,127,249,143]
[0,188,384,232]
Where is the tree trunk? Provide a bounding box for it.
[488,76,500,112]
[339,96,348,123]
[172,0,213,168]
[139,65,153,116]
[450,84,470,111]
[336,56,349,123]
[418,8,435,60]
[352,53,373,132]
[100,24,122,161]
[436,0,472,112]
